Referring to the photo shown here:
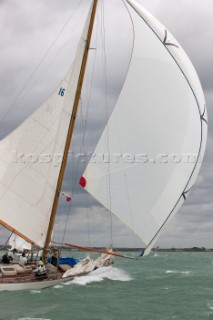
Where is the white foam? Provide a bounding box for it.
[30,290,42,294]
[207,303,213,310]
[65,267,132,286]
[53,285,63,289]
[17,318,51,320]
[165,270,191,275]
[181,271,191,275]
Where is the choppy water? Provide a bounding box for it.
[1,252,213,320]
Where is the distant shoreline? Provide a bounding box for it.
[113,247,212,253]
[0,245,211,253]
[151,247,212,252]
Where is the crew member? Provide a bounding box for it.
[19,252,27,266]
[34,260,47,279]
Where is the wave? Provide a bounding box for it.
[17,318,51,320]
[165,270,192,275]
[64,266,132,286]
[53,285,64,289]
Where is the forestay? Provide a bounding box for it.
[0,3,95,248]
[82,0,207,253]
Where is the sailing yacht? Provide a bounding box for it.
[0,0,207,291]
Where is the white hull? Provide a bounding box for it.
[0,276,72,291]
[0,249,113,291]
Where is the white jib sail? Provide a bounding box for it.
[8,234,31,252]
[0,2,95,248]
[82,0,207,251]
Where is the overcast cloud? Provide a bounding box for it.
[0,0,212,249]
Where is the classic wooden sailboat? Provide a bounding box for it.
[0,0,207,291]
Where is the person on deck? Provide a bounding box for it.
[49,253,58,266]
[19,252,27,266]
[7,250,14,261]
[34,260,47,279]
[49,246,59,266]
[2,252,11,264]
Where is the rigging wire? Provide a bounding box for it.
[1,9,87,203]
[86,192,91,247]
[0,0,85,134]
[0,231,13,250]
[121,0,141,255]
[79,82,91,247]
[106,0,138,255]
[59,17,99,249]
[15,0,89,109]
[0,0,90,250]
[0,223,12,250]
[100,0,113,246]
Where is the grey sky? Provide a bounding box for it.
[0,0,212,249]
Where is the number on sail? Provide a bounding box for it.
[58,87,65,96]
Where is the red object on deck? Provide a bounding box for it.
[79,176,86,188]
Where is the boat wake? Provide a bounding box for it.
[64,267,132,286]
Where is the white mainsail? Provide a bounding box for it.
[0,2,95,248]
[82,0,207,253]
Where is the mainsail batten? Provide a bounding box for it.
[0,2,95,248]
[82,1,207,249]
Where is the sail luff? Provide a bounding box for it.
[43,0,98,260]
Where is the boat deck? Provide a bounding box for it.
[0,261,63,285]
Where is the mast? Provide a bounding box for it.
[43,0,98,261]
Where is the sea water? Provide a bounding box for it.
[1,252,213,320]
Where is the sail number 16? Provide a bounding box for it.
[58,87,65,96]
